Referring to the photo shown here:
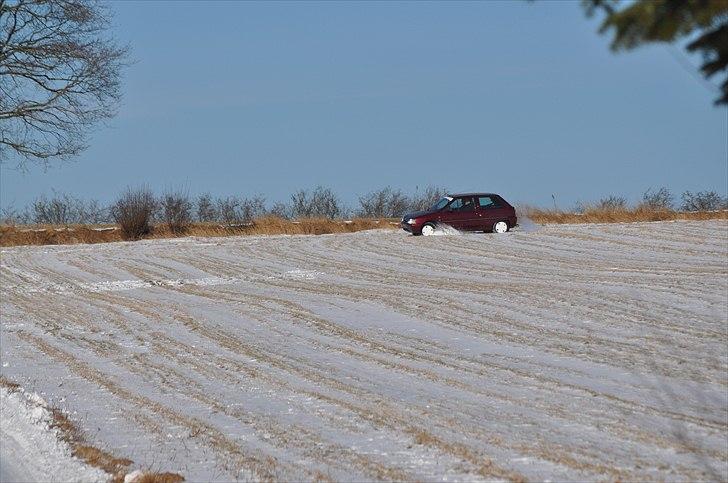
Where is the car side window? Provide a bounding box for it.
[447,198,463,211]
[461,197,474,212]
[478,196,498,209]
[448,197,474,212]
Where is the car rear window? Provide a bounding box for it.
[478,196,498,208]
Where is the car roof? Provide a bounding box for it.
[448,192,500,198]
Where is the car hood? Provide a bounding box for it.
[402,209,435,220]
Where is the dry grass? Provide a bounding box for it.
[0,225,121,246]
[2,210,726,247]
[127,472,185,483]
[47,407,135,481]
[526,207,728,225]
[0,376,21,392]
[0,217,397,247]
[411,428,440,446]
[180,216,395,237]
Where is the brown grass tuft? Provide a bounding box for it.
[125,472,185,483]
[0,376,21,392]
[75,445,133,476]
[411,429,439,446]
[526,207,728,225]
[47,407,133,478]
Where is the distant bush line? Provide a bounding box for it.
[0,186,725,243]
[527,187,728,224]
[0,186,449,228]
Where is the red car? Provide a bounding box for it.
[401,193,517,236]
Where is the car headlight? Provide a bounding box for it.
[406,218,417,225]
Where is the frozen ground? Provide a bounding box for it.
[1,220,726,482]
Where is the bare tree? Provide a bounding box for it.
[291,186,341,219]
[239,195,266,222]
[215,196,240,225]
[357,187,410,218]
[196,193,217,222]
[681,191,728,212]
[268,201,290,219]
[159,189,192,234]
[30,190,107,224]
[0,0,128,166]
[640,187,674,211]
[409,186,448,212]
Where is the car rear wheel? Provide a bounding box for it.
[421,223,436,236]
[493,221,509,234]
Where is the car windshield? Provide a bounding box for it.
[431,196,452,211]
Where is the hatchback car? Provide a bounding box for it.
[400,193,517,236]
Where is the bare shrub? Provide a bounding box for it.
[29,192,108,225]
[83,200,109,224]
[311,187,341,219]
[291,186,341,219]
[640,187,674,211]
[595,195,627,211]
[211,195,266,224]
[196,193,217,222]
[681,191,728,212]
[159,190,192,234]
[339,203,355,220]
[240,195,266,222]
[32,193,79,224]
[408,186,448,212]
[0,207,15,225]
[268,202,290,219]
[112,187,156,240]
[290,190,309,218]
[357,187,410,218]
[215,196,240,225]
[0,205,30,225]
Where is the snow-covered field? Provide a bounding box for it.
[1,220,726,482]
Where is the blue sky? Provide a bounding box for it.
[1,1,726,210]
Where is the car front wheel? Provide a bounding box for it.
[421,223,436,236]
[493,221,509,233]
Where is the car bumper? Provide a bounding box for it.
[401,221,424,234]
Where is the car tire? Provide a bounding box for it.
[493,221,509,234]
[421,222,436,236]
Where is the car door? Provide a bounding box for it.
[438,197,478,230]
[475,195,508,231]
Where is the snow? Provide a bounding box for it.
[0,387,108,482]
[1,220,726,482]
[428,224,462,236]
[123,470,144,483]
